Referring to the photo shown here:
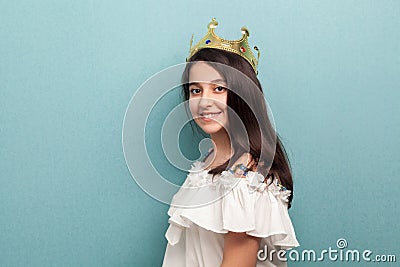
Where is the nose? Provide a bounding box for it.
[198,96,213,108]
[198,86,214,108]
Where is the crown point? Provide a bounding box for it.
[208,18,218,29]
[241,26,249,37]
[254,46,260,61]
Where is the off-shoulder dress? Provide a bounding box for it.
[162,159,300,267]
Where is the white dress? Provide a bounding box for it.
[162,161,300,267]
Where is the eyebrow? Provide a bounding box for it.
[188,79,227,87]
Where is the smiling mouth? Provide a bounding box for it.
[200,112,222,119]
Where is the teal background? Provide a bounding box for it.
[1,0,399,266]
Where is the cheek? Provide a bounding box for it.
[215,95,228,112]
[188,98,198,116]
[219,96,229,124]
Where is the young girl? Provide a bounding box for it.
[162,18,299,267]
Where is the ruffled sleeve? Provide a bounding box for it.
[218,170,299,249]
[165,161,300,250]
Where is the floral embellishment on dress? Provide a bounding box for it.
[228,163,249,177]
[244,171,267,193]
[267,177,292,203]
[220,165,267,193]
[186,161,291,203]
[187,161,211,187]
[223,164,292,202]
[187,170,210,187]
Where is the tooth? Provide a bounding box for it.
[201,112,220,119]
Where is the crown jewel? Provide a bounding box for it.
[187,18,260,74]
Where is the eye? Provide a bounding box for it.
[190,88,201,94]
[214,86,227,92]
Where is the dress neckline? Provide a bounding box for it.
[191,160,289,191]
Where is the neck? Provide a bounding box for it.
[210,129,232,161]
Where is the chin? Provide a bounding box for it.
[202,128,223,135]
[195,121,226,135]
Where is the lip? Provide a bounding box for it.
[199,112,222,122]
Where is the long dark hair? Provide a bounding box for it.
[182,48,294,208]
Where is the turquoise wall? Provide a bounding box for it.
[1,1,399,266]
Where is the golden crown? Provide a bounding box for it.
[187,18,260,74]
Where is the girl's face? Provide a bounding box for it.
[188,62,228,135]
